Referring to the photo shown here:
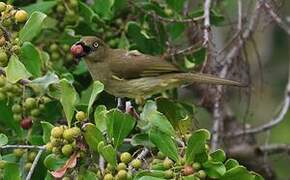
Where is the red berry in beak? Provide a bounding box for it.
[70,44,84,58]
[21,117,32,129]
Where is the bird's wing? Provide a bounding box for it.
[109,49,181,79]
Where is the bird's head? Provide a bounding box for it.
[71,36,108,62]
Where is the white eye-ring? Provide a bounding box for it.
[93,42,99,48]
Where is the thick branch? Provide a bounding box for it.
[26,149,44,180]
[260,144,290,155]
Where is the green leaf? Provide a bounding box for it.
[19,11,47,43]
[165,0,185,12]
[251,172,264,180]
[138,176,165,180]
[59,79,78,127]
[92,0,114,20]
[20,42,42,77]
[141,101,175,137]
[3,162,20,180]
[203,161,226,179]
[83,123,105,152]
[81,170,99,180]
[225,159,239,170]
[87,81,104,115]
[185,129,210,164]
[106,109,136,149]
[210,149,226,162]
[0,133,8,147]
[6,54,32,83]
[29,72,59,92]
[79,2,100,23]
[134,170,167,179]
[149,128,178,161]
[167,23,185,40]
[22,1,57,14]
[183,175,200,180]
[94,105,108,132]
[43,154,68,171]
[98,141,117,167]
[41,121,54,143]
[131,133,155,147]
[221,166,254,180]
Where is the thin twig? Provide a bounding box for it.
[99,156,105,174]
[26,149,44,180]
[260,144,290,155]
[203,0,212,46]
[0,145,45,150]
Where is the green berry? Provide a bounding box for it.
[62,177,70,180]
[0,160,6,169]
[2,19,12,27]
[131,159,142,169]
[51,138,61,147]
[15,10,28,23]
[24,162,32,171]
[13,114,22,121]
[75,111,86,122]
[192,162,201,170]
[0,2,6,12]
[182,165,194,176]
[12,104,21,114]
[197,170,206,179]
[49,44,58,52]
[52,147,60,154]
[117,163,127,171]
[116,169,127,180]
[51,127,64,138]
[0,51,8,64]
[13,148,25,157]
[24,97,36,109]
[164,170,174,179]
[0,92,5,101]
[63,129,74,142]
[28,152,37,162]
[164,8,173,16]
[62,44,70,51]
[157,151,166,159]
[41,96,51,104]
[45,143,53,152]
[104,174,114,180]
[30,109,40,117]
[0,76,6,87]
[51,52,60,60]
[69,0,78,8]
[120,152,132,164]
[62,144,73,157]
[56,5,65,13]
[163,158,174,169]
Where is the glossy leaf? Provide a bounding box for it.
[131,133,155,147]
[19,11,47,43]
[225,159,239,170]
[59,79,78,127]
[92,0,114,19]
[0,133,8,147]
[20,42,42,77]
[149,128,178,161]
[94,105,108,132]
[29,72,59,92]
[41,121,54,143]
[44,154,68,171]
[3,162,20,180]
[87,81,104,115]
[6,54,32,83]
[203,161,226,179]
[98,141,117,167]
[221,166,254,180]
[82,123,105,152]
[79,2,100,23]
[106,109,136,149]
[210,149,226,162]
[22,1,57,14]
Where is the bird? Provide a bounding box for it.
[70,36,245,99]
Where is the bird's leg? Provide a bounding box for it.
[117,98,127,111]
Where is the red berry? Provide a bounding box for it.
[21,117,32,129]
[182,165,194,176]
[70,44,84,57]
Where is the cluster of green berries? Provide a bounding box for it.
[0,75,22,100]
[53,0,79,28]
[103,152,143,180]
[46,125,81,157]
[0,2,28,66]
[47,43,73,63]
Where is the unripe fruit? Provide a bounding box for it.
[51,127,64,138]
[13,148,25,157]
[52,147,60,154]
[62,44,70,51]
[182,165,194,176]
[163,159,174,169]
[56,5,65,13]
[0,160,6,169]
[104,173,114,180]
[30,109,40,117]
[41,96,51,104]
[157,151,166,160]
[62,144,73,157]
[13,114,22,121]
[21,117,33,129]
[49,43,58,52]
[75,111,86,122]
[70,0,78,8]
[164,170,174,179]
[51,52,60,60]
[0,51,8,64]
[24,162,32,171]
[164,8,173,16]
[62,177,70,180]
[0,2,6,12]
[45,142,53,152]
[11,45,20,54]
[2,19,12,27]
[197,170,206,179]
[120,152,132,164]
[28,152,37,162]
[192,162,201,170]
[117,163,127,171]
[63,129,74,141]
[0,76,5,87]
[0,36,5,46]
[131,159,142,169]
[15,10,28,23]
[116,169,127,180]
[0,92,6,101]
[24,98,36,109]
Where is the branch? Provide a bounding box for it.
[203,0,212,46]
[25,149,44,180]
[260,144,290,155]
[0,145,45,150]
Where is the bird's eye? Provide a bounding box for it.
[93,42,99,48]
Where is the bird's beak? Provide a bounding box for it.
[71,41,91,62]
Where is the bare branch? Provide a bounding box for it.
[203,0,212,46]
[26,149,44,180]
[260,144,290,155]
[0,145,45,150]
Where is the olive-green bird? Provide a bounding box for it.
[71,36,245,99]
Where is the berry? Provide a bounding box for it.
[164,170,174,179]
[164,8,173,16]
[157,151,166,159]
[30,109,40,117]
[104,174,114,180]
[197,170,206,179]
[52,147,60,154]
[13,148,25,157]
[51,52,60,60]
[0,92,6,101]
[0,2,6,12]
[75,111,86,122]
[0,76,5,87]
[120,152,132,164]
[24,162,32,171]
[2,19,12,27]
[117,163,127,171]
[24,98,36,109]
[28,152,37,162]
[0,160,6,169]
[70,44,84,57]
[13,114,22,121]
[11,45,20,54]
[63,129,75,141]
[62,144,73,157]
[116,169,127,180]
[21,117,33,129]
[15,10,28,23]
[49,43,58,52]
[131,159,142,169]
[51,126,64,138]
[0,36,5,46]
[182,165,194,176]
[163,158,174,169]
[62,177,70,180]
[45,143,53,152]
[70,0,78,8]
[12,104,22,113]
[0,51,8,64]
[56,5,65,13]
[192,162,201,170]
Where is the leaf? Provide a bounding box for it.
[79,2,100,23]
[92,0,114,20]
[141,101,175,137]
[0,133,8,147]
[149,128,178,161]
[210,149,226,162]
[81,170,99,180]
[167,23,185,40]
[165,0,185,12]
[82,123,105,152]
[94,105,108,132]
[59,79,78,127]
[106,109,136,149]
[138,176,165,180]
[3,162,20,180]
[41,121,54,143]
[29,72,59,92]
[221,166,254,180]
[203,161,226,179]
[51,153,78,178]
[185,129,210,164]
[6,54,32,83]
[131,133,155,147]
[19,11,47,43]
[225,159,239,170]
[44,154,68,171]
[20,42,42,77]
[98,141,117,167]
[87,81,104,115]
[22,1,57,14]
